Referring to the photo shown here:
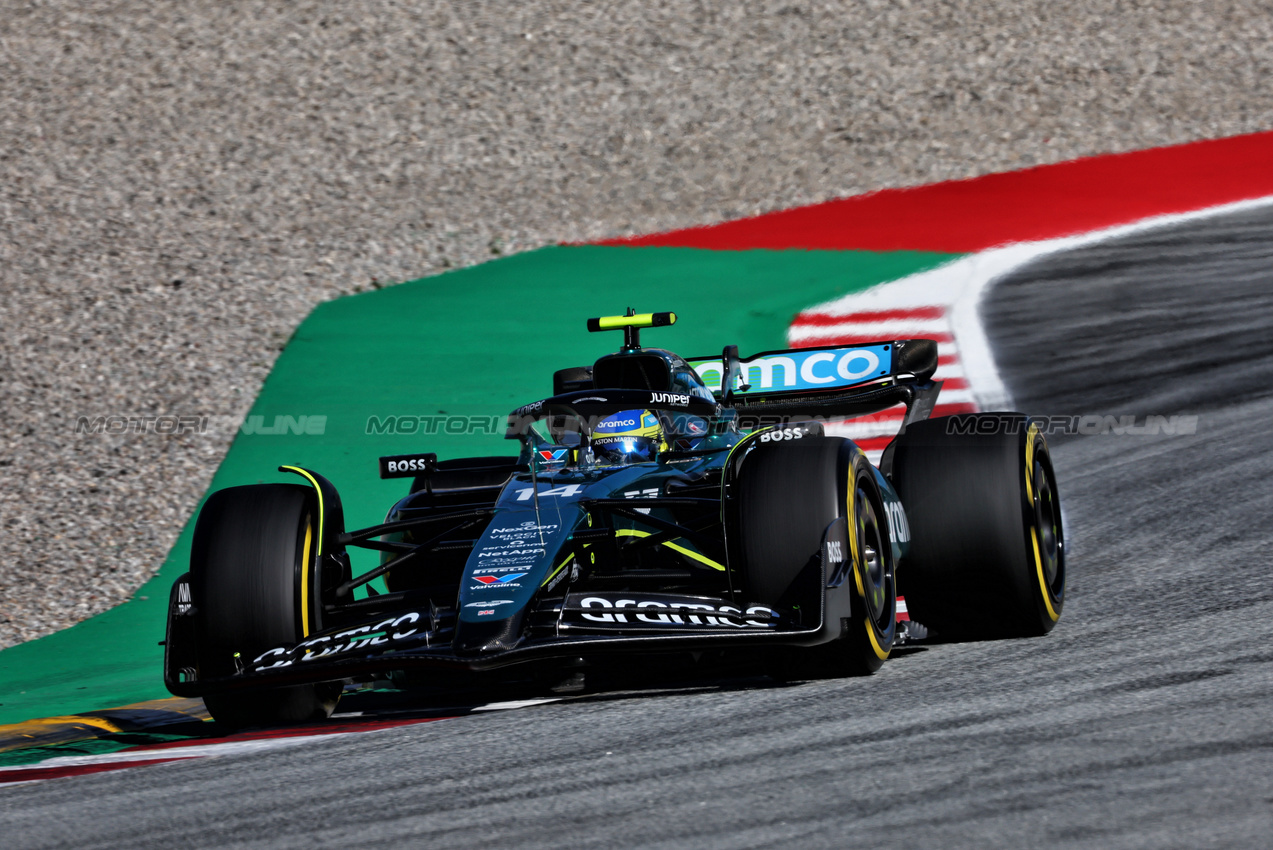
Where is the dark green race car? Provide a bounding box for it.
[164,310,1065,727]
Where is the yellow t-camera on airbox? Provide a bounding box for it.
[586,309,677,351]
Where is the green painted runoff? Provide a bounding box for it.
[0,245,958,725]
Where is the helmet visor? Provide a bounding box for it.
[593,435,660,465]
[591,409,662,466]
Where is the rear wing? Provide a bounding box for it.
[687,338,942,425]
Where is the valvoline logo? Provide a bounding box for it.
[473,572,528,585]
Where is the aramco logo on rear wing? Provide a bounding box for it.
[689,345,893,395]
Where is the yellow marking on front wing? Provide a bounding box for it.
[614,528,725,571]
[542,553,574,587]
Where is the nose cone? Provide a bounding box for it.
[453,611,525,655]
[453,504,583,655]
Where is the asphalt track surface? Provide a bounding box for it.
[4,209,1273,847]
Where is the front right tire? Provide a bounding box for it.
[735,436,896,676]
[191,483,341,727]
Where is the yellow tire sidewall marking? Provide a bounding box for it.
[299,519,314,636]
[848,464,888,660]
[1023,424,1059,620]
[848,469,866,598]
[865,614,891,660]
[280,466,325,637]
[1032,527,1061,622]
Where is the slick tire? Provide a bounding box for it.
[736,437,896,676]
[891,413,1065,639]
[191,483,341,728]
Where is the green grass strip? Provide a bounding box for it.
[0,245,959,726]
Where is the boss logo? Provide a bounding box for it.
[379,453,437,478]
[759,427,806,443]
[826,540,843,562]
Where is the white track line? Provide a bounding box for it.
[792,195,1273,415]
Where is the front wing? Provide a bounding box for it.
[163,534,857,697]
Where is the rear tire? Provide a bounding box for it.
[736,437,896,676]
[891,413,1065,639]
[191,483,341,727]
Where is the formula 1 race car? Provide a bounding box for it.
[163,310,1065,727]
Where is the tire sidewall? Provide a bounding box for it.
[842,452,897,666]
[892,414,1064,638]
[734,437,896,667]
[190,483,318,677]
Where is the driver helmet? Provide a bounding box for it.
[591,409,664,465]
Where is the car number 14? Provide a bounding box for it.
[515,484,585,501]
